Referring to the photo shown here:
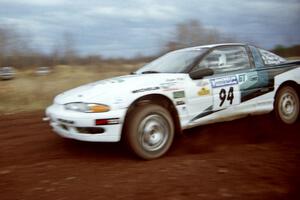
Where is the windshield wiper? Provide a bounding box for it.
[141,70,160,74]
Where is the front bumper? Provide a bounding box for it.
[46,104,127,142]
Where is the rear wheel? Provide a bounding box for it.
[124,104,174,160]
[275,86,299,124]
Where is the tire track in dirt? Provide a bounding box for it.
[1,111,300,200]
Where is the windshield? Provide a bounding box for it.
[136,49,207,74]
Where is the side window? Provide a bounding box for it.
[258,48,286,65]
[197,46,251,73]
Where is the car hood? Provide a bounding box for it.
[54,73,187,105]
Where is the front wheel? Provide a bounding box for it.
[124,104,174,160]
[274,86,299,124]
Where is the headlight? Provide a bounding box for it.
[64,103,110,113]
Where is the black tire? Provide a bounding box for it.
[124,104,174,160]
[274,86,299,124]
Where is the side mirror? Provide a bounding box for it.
[189,68,214,80]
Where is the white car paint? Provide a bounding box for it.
[46,68,298,142]
[45,44,300,143]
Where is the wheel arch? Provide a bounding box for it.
[274,80,300,101]
[122,94,182,137]
[273,80,300,124]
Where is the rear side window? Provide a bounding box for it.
[197,46,251,73]
[258,48,286,65]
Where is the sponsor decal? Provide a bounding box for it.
[176,100,185,105]
[238,74,247,83]
[162,87,182,92]
[196,80,210,87]
[160,82,183,91]
[173,91,185,99]
[132,87,160,93]
[160,82,176,89]
[198,87,210,96]
[161,78,184,91]
[210,76,238,88]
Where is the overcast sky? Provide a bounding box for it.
[0,0,299,57]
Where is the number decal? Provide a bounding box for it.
[219,87,234,107]
[211,76,240,110]
[227,87,234,105]
[219,88,226,107]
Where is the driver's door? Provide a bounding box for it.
[187,45,253,124]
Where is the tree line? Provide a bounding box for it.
[0,20,298,69]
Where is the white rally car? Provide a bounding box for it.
[45,43,300,159]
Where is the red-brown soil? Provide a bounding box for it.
[0,111,299,200]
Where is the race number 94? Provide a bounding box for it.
[219,87,234,107]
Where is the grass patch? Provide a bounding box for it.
[0,64,141,114]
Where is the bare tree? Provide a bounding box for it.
[62,32,77,65]
[163,19,236,52]
[0,27,7,66]
[0,26,34,67]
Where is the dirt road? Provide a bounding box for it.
[0,111,299,200]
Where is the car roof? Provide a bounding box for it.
[174,43,247,52]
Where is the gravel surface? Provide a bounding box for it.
[0,112,299,200]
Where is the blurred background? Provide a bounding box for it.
[0,0,300,113]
